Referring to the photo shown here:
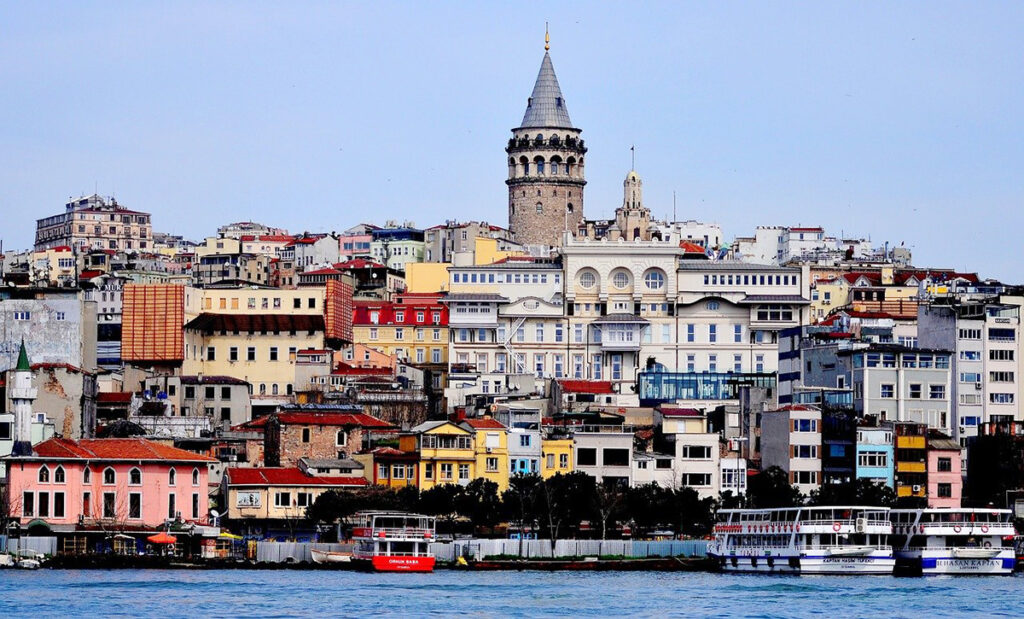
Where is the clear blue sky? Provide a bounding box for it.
[2,3,1022,280]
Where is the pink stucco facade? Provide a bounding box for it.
[926,446,962,508]
[5,438,215,528]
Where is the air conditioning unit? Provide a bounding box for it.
[855,517,866,533]
[912,485,921,493]
[485,447,493,453]
[975,383,982,390]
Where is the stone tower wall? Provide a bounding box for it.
[506,128,586,247]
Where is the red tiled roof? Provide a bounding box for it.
[334,258,386,270]
[557,380,615,394]
[237,412,394,430]
[31,437,216,462]
[301,267,343,276]
[462,418,506,430]
[226,467,368,487]
[659,407,703,417]
[79,269,104,279]
[31,362,88,374]
[97,392,133,403]
[842,272,881,285]
[774,404,818,412]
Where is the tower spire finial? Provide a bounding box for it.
[545,23,550,51]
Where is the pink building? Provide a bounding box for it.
[5,437,216,529]
[926,436,962,508]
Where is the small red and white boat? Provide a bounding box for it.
[351,511,436,572]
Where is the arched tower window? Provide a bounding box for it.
[536,203,543,214]
[55,466,66,484]
[567,203,574,214]
[129,467,142,485]
[38,465,50,483]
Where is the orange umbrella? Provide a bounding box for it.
[147,532,177,544]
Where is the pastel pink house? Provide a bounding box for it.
[4,437,216,529]
[926,436,962,508]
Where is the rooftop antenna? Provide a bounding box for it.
[631,145,635,171]
[545,23,550,51]
[673,190,677,222]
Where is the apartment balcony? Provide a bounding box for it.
[896,485,927,498]
[896,461,926,474]
[896,436,925,449]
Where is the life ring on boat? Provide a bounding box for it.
[952,524,962,533]
[795,524,800,532]
[984,541,992,549]
[981,525,990,533]
[832,522,841,532]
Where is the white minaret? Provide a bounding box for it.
[9,340,37,456]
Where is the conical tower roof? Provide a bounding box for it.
[16,339,30,371]
[519,52,575,129]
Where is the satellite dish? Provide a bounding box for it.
[210,509,221,519]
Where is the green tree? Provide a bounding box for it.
[537,472,594,547]
[810,479,897,507]
[502,473,542,551]
[592,481,627,540]
[746,466,804,508]
[718,490,744,510]
[455,478,502,533]
[669,487,717,537]
[626,483,671,537]
[418,484,464,534]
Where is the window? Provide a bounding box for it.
[708,354,717,373]
[603,448,629,467]
[129,493,142,519]
[458,464,470,480]
[560,453,568,468]
[988,328,1015,342]
[486,457,499,472]
[880,384,895,398]
[909,384,922,399]
[612,271,630,289]
[686,324,695,342]
[990,349,1015,361]
[38,466,50,483]
[755,305,794,321]
[302,428,311,443]
[733,354,742,373]
[0,421,10,440]
[681,445,712,459]
[937,457,952,472]
[577,448,597,466]
[929,385,946,399]
[129,468,142,485]
[990,371,1015,383]
[440,463,454,481]
[687,354,695,372]
[206,346,216,361]
[755,354,765,373]
[168,468,176,486]
[269,347,279,361]
[682,473,712,487]
[192,468,200,486]
[709,324,717,343]
[794,471,818,485]
[535,323,544,342]
[579,271,596,289]
[378,464,389,479]
[23,492,34,517]
[83,468,91,483]
[54,466,65,484]
[104,492,116,519]
[192,493,200,519]
[274,492,292,508]
[104,467,116,485]
[990,393,1014,404]
[520,435,532,448]
[937,483,952,498]
[858,451,888,468]
[959,328,981,340]
[54,492,65,519]
[793,419,818,432]
[793,445,817,458]
[205,386,216,399]
[644,269,665,290]
[554,323,563,342]
[960,350,981,361]
[229,346,238,362]
[733,324,743,343]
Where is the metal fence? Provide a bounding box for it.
[431,539,708,562]
[254,542,352,564]
[1,536,58,557]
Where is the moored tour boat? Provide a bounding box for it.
[708,506,894,574]
[350,511,436,572]
[890,508,1015,575]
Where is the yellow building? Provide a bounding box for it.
[352,294,448,366]
[541,436,574,478]
[405,262,451,293]
[400,420,476,490]
[460,418,510,491]
[182,313,324,398]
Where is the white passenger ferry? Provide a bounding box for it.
[890,508,1016,575]
[709,506,894,574]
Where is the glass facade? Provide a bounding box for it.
[638,371,775,404]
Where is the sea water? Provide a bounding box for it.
[0,569,1020,617]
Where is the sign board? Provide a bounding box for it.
[236,491,262,508]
